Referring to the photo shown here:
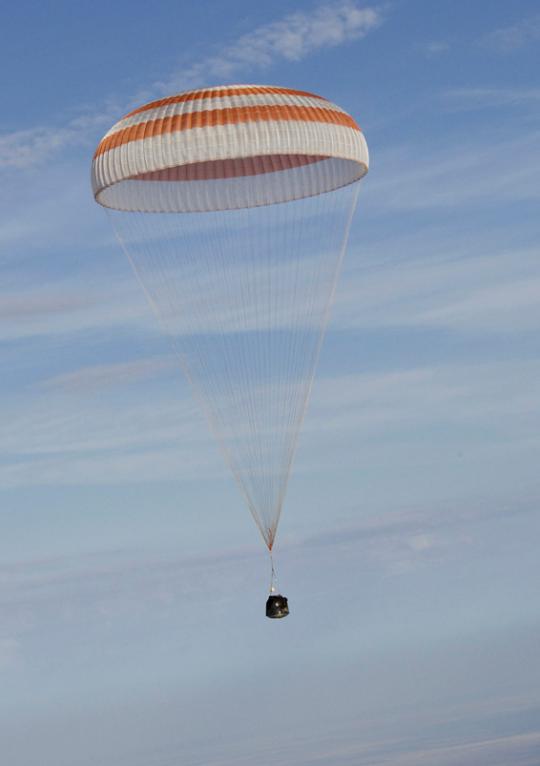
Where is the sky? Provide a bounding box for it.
[1,0,540,763]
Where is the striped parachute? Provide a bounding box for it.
[92,84,368,557]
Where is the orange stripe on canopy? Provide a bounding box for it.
[124,86,329,119]
[95,105,361,158]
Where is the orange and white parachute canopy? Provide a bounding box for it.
[91,84,369,213]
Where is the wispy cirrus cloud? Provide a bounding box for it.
[308,361,540,444]
[0,127,76,170]
[337,245,540,334]
[362,732,540,766]
[0,106,119,170]
[483,12,540,52]
[365,130,540,213]
[38,357,175,393]
[423,40,450,57]
[443,86,540,111]
[154,2,383,94]
[0,277,150,342]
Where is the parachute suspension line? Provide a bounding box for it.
[269,550,278,594]
[108,177,361,552]
[109,208,260,523]
[109,210,163,328]
[272,180,362,534]
[109,209,246,501]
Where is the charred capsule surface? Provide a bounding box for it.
[266,594,289,619]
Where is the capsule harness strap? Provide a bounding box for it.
[269,552,277,594]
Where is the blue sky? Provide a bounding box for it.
[1,1,540,763]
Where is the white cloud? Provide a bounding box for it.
[0,380,223,489]
[443,87,540,111]
[0,127,74,170]
[365,130,540,212]
[0,446,218,490]
[39,357,175,392]
[483,13,540,52]
[0,387,202,459]
[424,41,450,56]
[308,360,540,438]
[0,107,118,170]
[363,732,540,766]
[0,277,150,342]
[155,2,382,94]
[335,245,540,334]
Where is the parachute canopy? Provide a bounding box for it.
[92,84,368,213]
[92,85,368,551]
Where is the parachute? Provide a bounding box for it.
[92,85,369,615]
